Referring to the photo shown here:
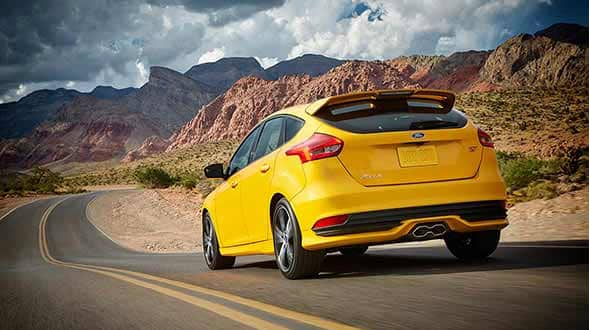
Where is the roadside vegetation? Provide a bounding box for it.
[61,88,588,204]
[498,148,588,204]
[1,167,86,197]
[66,140,236,196]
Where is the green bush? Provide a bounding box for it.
[178,173,199,190]
[501,157,547,190]
[1,167,64,195]
[133,167,175,188]
[23,167,63,193]
[523,180,559,200]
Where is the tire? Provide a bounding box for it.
[444,230,500,260]
[339,245,369,256]
[202,212,235,270]
[272,198,325,279]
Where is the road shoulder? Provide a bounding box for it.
[86,189,202,253]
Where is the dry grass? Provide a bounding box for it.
[67,140,238,191]
[68,87,588,203]
[457,87,588,158]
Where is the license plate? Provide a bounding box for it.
[397,145,438,167]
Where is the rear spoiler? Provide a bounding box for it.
[305,89,456,115]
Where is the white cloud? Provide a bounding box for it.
[198,47,226,64]
[0,0,554,103]
[256,56,279,69]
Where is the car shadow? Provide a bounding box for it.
[234,240,589,279]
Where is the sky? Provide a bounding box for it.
[0,0,587,103]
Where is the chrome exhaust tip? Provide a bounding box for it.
[411,223,447,240]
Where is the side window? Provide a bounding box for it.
[227,125,262,177]
[284,117,304,142]
[252,117,284,161]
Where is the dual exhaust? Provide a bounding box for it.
[410,223,447,240]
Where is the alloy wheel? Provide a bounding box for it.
[274,205,294,272]
[203,216,215,266]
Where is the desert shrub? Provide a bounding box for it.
[178,173,199,190]
[133,167,175,188]
[523,180,559,200]
[554,146,588,182]
[500,155,548,190]
[23,167,63,193]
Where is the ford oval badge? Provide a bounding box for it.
[412,132,425,139]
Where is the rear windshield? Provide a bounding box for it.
[316,100,467,133]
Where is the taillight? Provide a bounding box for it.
[285,133,343,163]
[478,128,494,148]
[312,215,348,230]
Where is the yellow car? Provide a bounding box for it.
[202,89,508,279]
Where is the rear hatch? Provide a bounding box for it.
[313,90,482,186]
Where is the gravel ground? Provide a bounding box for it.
[502,188,588,242]
[86,188,588,253]
[87,189,202,253]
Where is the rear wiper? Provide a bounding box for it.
[409,120,458,130]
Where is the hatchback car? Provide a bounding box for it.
[202,89,508,279]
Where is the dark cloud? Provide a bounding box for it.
[0,0,277,96]
[148,0,286,26]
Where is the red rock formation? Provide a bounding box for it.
[122,136,171,163]
[167,60,422,149]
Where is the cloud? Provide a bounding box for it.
[148,0,286,26]
[0,0,574,103]
[0,1,207,95]
[198,47,226,64]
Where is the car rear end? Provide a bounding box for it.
[286,90,508,251]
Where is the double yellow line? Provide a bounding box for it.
[38,197,359,330]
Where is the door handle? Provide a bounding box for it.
[260,164,270,173]
[231,181,238,188]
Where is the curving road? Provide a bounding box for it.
[0,192,587,329]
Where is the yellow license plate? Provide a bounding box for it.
[397,145,438,167]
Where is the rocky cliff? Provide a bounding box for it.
[0,67,217,169]
[480,24,588,87]
[165,24,588,152]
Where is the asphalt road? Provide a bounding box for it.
[0,192,587,330]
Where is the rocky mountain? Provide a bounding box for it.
[0,67,217,169]
[183,54,346,92]
[165,23,588,152]
[167,60,422,148]
[0,88,83,139]
[2,23,587,169]
[184,57,268,93]
[265,54,344,79]
[0,86,139,140]
[480,23,588,87]
[89,86,136,99]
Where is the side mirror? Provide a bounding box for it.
[204,163,225,179]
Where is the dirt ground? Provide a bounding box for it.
[502,188,588,242]
[87,188,202,253]
[87,187,588,253]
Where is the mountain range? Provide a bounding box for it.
[0,23,587,170]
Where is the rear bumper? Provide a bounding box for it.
[313,200,506,237]
[290,148,508,250]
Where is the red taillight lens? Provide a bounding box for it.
[312,215,348,230]
[478,128,494,148]
[285,133,343,163]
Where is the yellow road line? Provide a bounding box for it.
[38,196,360,330]
[39,197,287,330]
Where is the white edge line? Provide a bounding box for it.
[0,197,52,224]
